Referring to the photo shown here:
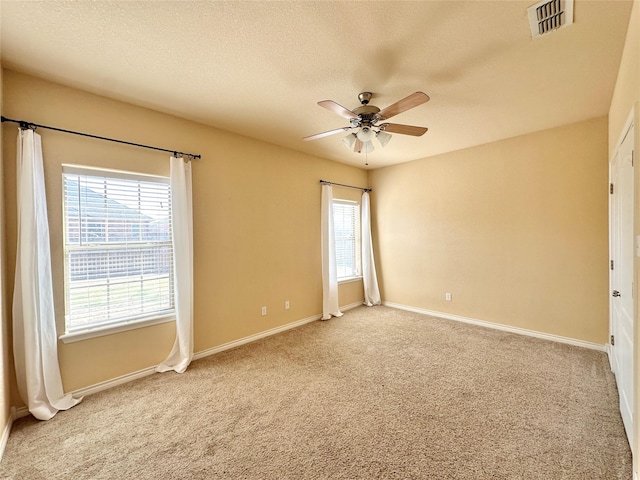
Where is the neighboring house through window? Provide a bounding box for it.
[333,199,361,280]
[62,165,174,337]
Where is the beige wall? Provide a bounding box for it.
[608,0,639,472]
[2,69,366,398]
[369,116,609,344]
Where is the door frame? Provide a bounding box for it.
[609,104,636,458]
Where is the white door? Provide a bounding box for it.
[610,119,634,451]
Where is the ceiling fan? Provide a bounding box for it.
[303,91,430,153]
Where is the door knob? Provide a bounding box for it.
[613,290,621,297]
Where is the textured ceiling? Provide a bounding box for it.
[0,1,634,169]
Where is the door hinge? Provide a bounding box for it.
[611,334,615,346]
[610,183,614,194]
[611,260,614,270]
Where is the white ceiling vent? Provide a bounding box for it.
[527,0,573,39]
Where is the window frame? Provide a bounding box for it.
[59,165,176,343]
[332,198,362,283]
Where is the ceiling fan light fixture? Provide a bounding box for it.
[356,127,374,142]
[342,133,357,150]
[376,130,392,147]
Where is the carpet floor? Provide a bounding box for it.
[0,306,632,479]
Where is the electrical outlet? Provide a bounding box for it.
[285,300,290,310]
[261,306,267,316]
[445,293,452,301]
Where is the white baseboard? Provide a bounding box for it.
[384,302,607,352]
[72,366,158,398]
[13,406,29,420]
[0,409,14,463]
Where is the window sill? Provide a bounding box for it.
[338,276,363,285]
[59,313,175,344]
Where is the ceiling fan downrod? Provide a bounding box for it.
[358,92,372,105]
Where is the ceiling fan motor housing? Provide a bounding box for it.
[352,105,381,128]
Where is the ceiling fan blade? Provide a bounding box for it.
[354,138,363,153]
[378,92,430,120]
[318,100,359,120]
[303,127,351,141]
[381,123,428,136]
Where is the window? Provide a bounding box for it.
[333,200,361,280]
[62,166,174,335]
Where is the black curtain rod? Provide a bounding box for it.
[1,116,201,160]
[320,179,371,192]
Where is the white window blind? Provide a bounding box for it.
[332,200,361,279]
[62,166,174,333]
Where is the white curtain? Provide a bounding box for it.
[157,157,194,373]
[12,128,81,420]
[361,191,381,306]
[321,184,343,320]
